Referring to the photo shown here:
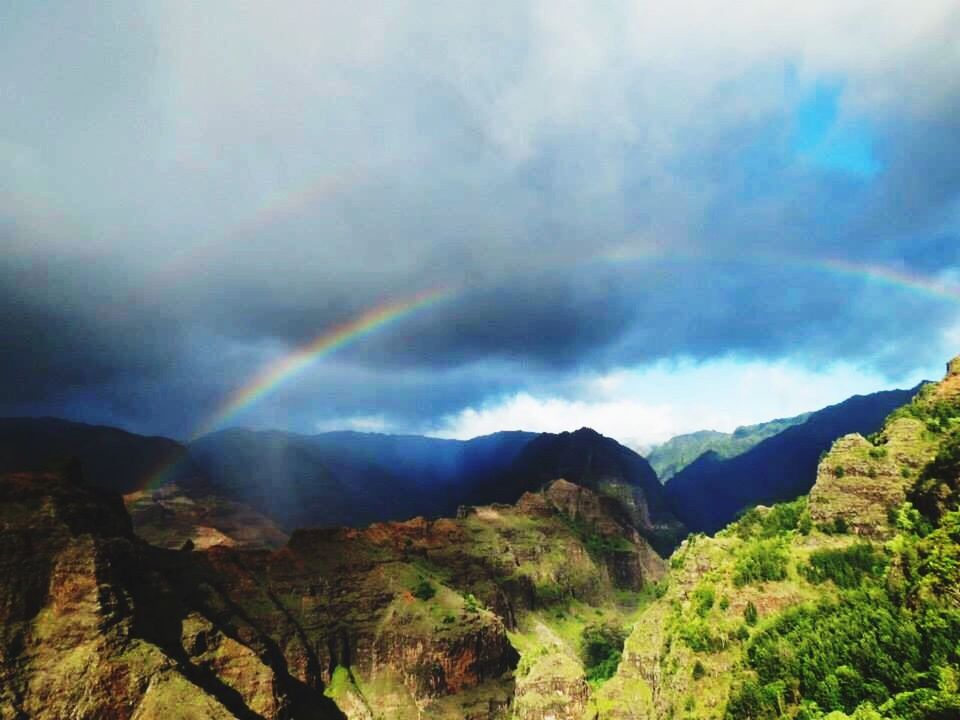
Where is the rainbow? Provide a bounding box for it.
[597,245,960,305]
[136,285,451,491]
[812,257,960,304]
[191,286,451,440]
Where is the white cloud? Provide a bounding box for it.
[314,414,391,434]
[430,393,682,452]
[430,357,937,452]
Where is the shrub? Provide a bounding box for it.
[516,645,550,678]
[581,623,628,683]
[412,578,436,601]
[802,544,887,589]
[693,660,706,680]
[869,447,888,460]
[821,516,849,535]
[734,539,789,587]
[734,498,807,539]
[678,619,726,653]
[909,427,960,524]
[693,584,716,617]
[744,601,758,626]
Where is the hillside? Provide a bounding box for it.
[0,467,666,719]
[1,358,958,718]
[593,356,960,719]
[647,412,811,482]
[664,386,919,533]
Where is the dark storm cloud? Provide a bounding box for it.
[2,1,959,435]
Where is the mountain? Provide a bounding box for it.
[0,417,682,553]
[664,385,920,533]
[3,358,959,719]
[186,428,536,530]
[187,426,684,551]
[0,416,202,493]
[646,412,811,482]
[464,427,686,553]
[0,465,665,718]
[594,355,960,719]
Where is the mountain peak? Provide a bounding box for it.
[948,355,960,378]
[569,426,603,439]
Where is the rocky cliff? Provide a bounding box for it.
[1,459,666,719]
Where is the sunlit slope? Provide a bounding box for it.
[594,357,960,720]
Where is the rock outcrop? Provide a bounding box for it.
[0,470,320,720]
[1,465,666,719]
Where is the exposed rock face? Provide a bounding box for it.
[482,428,685,554]
[124,483,289,550]
[3,468,664,719]
[947,355,960,377]
[807,360,960,537]
[808,420,934,537]
[594,356,960,720]
[540,479,666,586]
[0,471,302,720]
[513,652,590,720]
[187,426,686,556]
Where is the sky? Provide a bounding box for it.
[2,1,959,449]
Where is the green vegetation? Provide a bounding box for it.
[727,589,960,719]
[324,665,354,699]
[888,384,960,436]
[411,577,436,601]
[648,413,811,481]
[560,515,633,560]
[909,427,960,524]
[677,619,727,653]
[722,409,960,720]
[692,583,716,617]
[735,497,808,539]
[802,543,888,589]
[733,538,789,586]
[581,622,627,683]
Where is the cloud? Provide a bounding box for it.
[1,1,959,436]
[431,358,936,450]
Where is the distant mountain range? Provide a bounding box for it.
[187,427,535,530]
[0,417,682,551]
[663,385,921,532]
[0,416,201,493]
[189,426,684,553]
[3,360,956,720]
[0,382,922,544]
[646,412,812,482]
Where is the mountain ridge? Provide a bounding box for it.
[646,411,812,482]
[664,385,921,533]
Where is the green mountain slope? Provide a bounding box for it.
[592,356,960,719]
[647,414,811,482]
